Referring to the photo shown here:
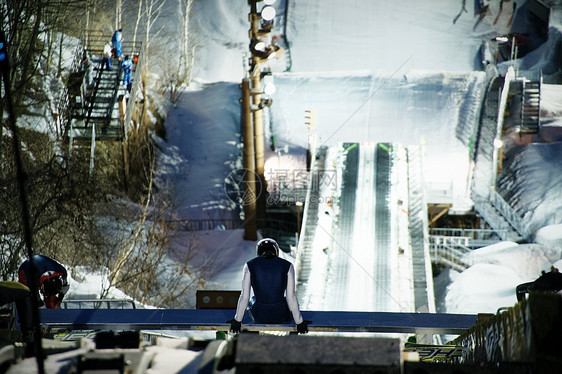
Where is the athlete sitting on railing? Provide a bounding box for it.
[228,238,311,334]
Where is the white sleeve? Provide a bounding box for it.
[286,264,303,324]
[234,263,251,322]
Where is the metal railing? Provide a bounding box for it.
[470,66,532,243]
[429,227,505,241]
[407,145,436,312]
[429,235,473,271]
[57,41,86,138]
[61,298,136,309]
[174,219,242,231]
[60,30,144,140]
[489,190,531,239]
[295,147,326,304]
[518,74,541,134]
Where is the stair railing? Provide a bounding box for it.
[429,235,473,271]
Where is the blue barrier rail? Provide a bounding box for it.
[40,309,478,335]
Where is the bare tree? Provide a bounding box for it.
[153,0,197,103]
[115,0,122,29]
[99,157,216,308]
[179,0,195,85]
[0,130,111,280]
[103,158,154,294]
[144,0,166,52]
[0,0,208,310]
[132,0,144,46]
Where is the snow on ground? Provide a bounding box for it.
[287,1,486,73]
[536,223,562,247]
[152,0,562,317]
[171,229,255,288]
[62,0,562,319]
[154,82,243,221]
[464,242,562,281]
[444,263,522,314]
[66,266,131,301]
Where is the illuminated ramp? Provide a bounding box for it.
[323,143,395,312]
[373,143,392,311]
[323,143,358,310]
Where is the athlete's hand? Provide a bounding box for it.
[296,320,312,334]
[226,319,241,333]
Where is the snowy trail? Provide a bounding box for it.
[347,143,377,311]
[320,144,397,312]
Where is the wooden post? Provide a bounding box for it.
[89,123,96,176]
[251,71,266,226]
[248,0,269,226]
[122,138,130,192]
[241,78,257,240]
[118,94,126,122]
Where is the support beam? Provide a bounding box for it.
[428,204,452,227]
[240,78,258,240]
[251,74,267,226]
[41,309,478,335]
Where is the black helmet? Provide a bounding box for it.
[40,273,63,296]
[257,238,280,257]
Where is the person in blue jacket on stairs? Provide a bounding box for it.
[112,28,123,60]
[121,55,134,92]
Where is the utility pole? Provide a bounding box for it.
[241,0,279,236]
[251,70,267,226]
[240,77,258,240]
[305,109,317,171]
[1,30,46,374]
[248,0,267,227]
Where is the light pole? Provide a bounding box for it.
[240,76,258,240]
[242,0,279,232]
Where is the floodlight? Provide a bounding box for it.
[264,82,276,95]
[261,6,276,21]
[493,138,503,148]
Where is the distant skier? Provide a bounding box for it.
[102,41,112,70]
[112,28,123,60]
[121,55,133,91]
[227,238,311,334]
[18,254,69,309]
[516,266,562,302]
[81,49,94,87]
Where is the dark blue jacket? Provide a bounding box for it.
[112,30,123,58]
[247,256,292,323]
[18,255,68,289]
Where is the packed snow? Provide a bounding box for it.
[58,0,562,343]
